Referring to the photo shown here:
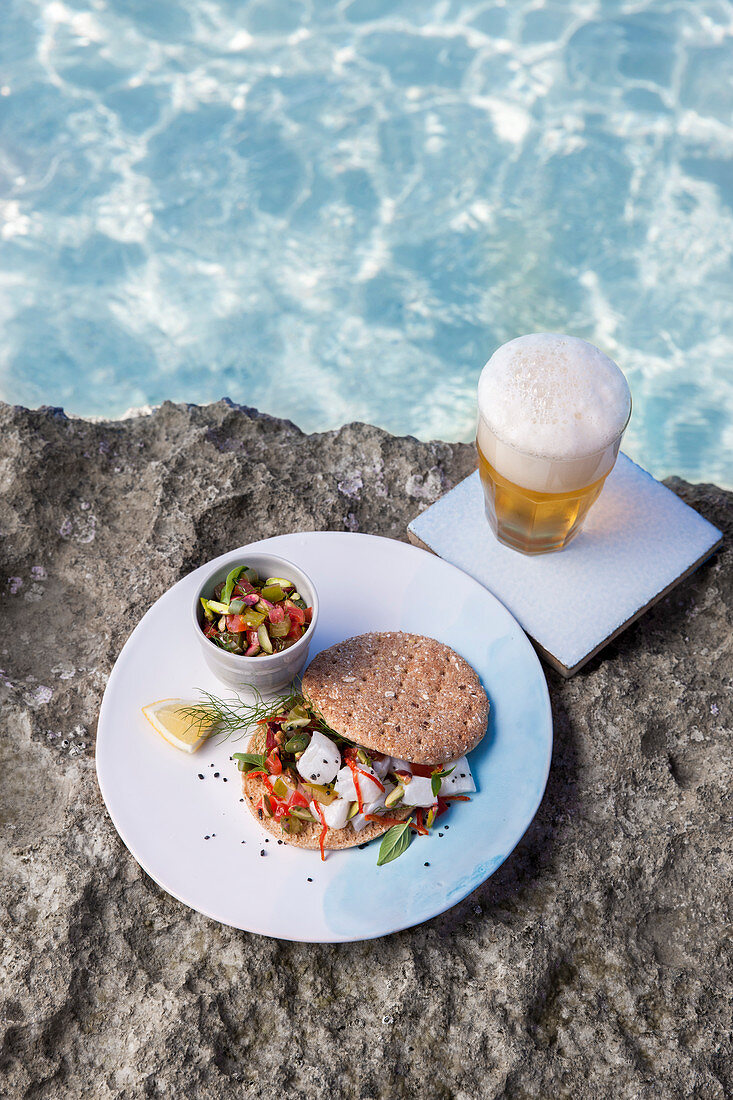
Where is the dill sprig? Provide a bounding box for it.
[178,683,352,746]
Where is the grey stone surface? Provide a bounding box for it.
[0,400,731,1100]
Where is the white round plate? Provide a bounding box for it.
[96,532,552,942]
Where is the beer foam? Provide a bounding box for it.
[477,334,631,493]
[478,334,631,461]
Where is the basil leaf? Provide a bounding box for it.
[377,822,412,866]
[232,752,268,772]
[431,764,456,795]
[221,566,246,606]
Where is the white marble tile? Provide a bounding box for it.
[408,454,723,674]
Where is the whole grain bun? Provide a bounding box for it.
[302,631,489,765]
[241,727,410,850]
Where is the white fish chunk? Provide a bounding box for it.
[317,796,351,830]
[348,781,395,832]
[371,753,392,780]
[334,764,383,806]
[390,758,412,773]
[439,756,476,796]
[400,775,437,808]
[296,729,341,785]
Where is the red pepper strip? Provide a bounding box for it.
[265,726,278,752]
[443,794,471,802]
[304,606,313,623]
[357,765,384,793]
[246,769,269,780]
[410,763,437,778]
[365,814,411,828]
[344,748,385,793]
[436,797,449,818]
[411,809,430,836]
[312,801,328,861]
[350,763,364,814]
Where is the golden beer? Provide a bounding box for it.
[477,334,631,555]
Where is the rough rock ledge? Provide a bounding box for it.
[0,400,731,1100]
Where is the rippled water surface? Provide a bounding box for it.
[1,0,731,485]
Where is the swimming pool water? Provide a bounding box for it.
[1,0,731,487]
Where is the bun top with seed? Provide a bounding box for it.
[301,631,489,766]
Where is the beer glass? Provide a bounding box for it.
[476,334,631,555]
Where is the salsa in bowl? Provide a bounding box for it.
[193,553,319,693]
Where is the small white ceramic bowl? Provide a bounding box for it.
[192,553,318,694]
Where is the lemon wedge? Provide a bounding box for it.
[142,699,212,754]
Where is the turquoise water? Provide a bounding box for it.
[0,0,731,487]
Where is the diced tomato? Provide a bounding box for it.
[265,726,278,751]
[268,604,285,624]
[288,789,309,810]
[225,614,248,633]
[304,607,313,623]
[266,750,282,775]
[285,601,305,626]
[233,578,256,596]
[287,620,303,641]
[203,621,217,639]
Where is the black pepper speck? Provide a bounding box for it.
[223,777,228,782]
[307,877,313,882]
[197,774,204,780]
[204,835,210,840]
[260,849,266,857]
[438,832,444,837]
[214,772,220,778]
[424,862,430,867]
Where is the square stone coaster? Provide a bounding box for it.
[407,453,723,677]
